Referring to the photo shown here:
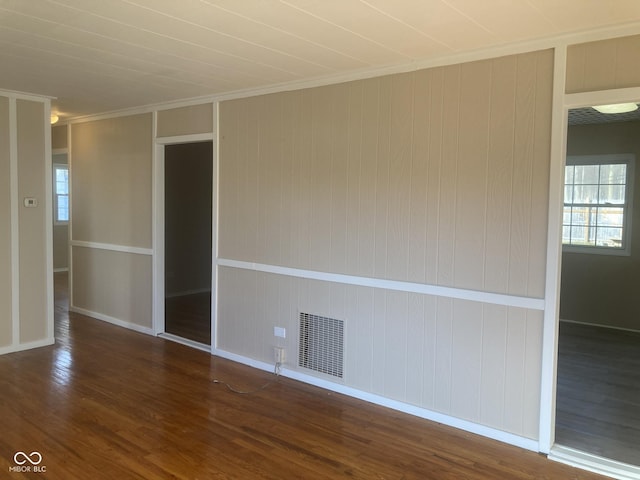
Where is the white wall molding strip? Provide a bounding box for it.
[70,306,154,336]
[70,240,152,256]
[213,348,539,453]
[217,258,545,311]
[549,445,640,480]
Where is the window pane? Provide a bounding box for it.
[563,185,573,203]
[563,206,573,224]
[599,163,626,185]
[573,164,599,184]
[598,185,625,204]
[596,207,623,227]
[573,184,598,204]
[570,206,591,226]
[596,227,622,247]
[570,226,595,245]
[57,195,69,222]
[565,165,574,185]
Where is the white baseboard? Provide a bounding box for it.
[560,318,640,335]
[0,337,55,355]
[212,348,539,453]
[70,306,154,336]
[550,445,640,480]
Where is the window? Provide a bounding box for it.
[563,154,634,255]
[53,164,69,223]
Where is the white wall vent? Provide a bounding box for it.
[298,312,344,378]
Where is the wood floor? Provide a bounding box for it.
[556,321,640,466]
[165,292,211,345]
[0,273,606,479]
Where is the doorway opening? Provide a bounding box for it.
[554,105,640,469]
[164,141,213,346]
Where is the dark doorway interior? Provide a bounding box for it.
[164,141,213,345]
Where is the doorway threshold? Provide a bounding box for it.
[159,332,211,353]
[549,445,640,480]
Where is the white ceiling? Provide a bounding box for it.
[2,0,640,120]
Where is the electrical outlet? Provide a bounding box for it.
[274,346,285,364]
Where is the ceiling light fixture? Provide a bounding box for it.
[50,113,59,125]
[592,103,638,114]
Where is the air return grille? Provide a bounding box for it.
[298,313,344,378]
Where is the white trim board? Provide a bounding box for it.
[159,333,210,353]
[213,348,539,453]
[550,445,640,480]
[69,306,154,336]
[217,258,545,311]
[70,240,152,256]
[9,97,19,346]
[155,133,214,145]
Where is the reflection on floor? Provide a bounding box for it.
[555,321,640,466]
[165,292,211,345]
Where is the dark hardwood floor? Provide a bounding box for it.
[165,292,211,345]
[556,321,640,466]
[0,273,606,479]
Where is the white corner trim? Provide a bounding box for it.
[69,306,154,336]
[549,445,640,480]
[44,99,55,342]
[539,43,568,455]
[217,258,545,311]
[9,97,19,346]
[0,337,55,356]
[70,240,153,256]
[213,348,539,453]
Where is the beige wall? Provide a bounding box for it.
[157,103,214,137]
[71,113,153,329]
[562,121,640,330]
[52,124,68,150]
[220,51,552,298]
[0,97,11,347]
[72,115,152,247]
[72,247,152,328]
[0,93,52,353]
[218,49,553,440]
[566,34,640,94]
[17,100,48,343]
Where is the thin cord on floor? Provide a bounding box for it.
[212,362,282,395]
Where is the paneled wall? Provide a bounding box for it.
[218,49,553,440]
[566,34,640,94]
[0,92,52,353]
[71,113,153,330]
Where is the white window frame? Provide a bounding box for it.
[53,163,69,225]
[563,153,634,256]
